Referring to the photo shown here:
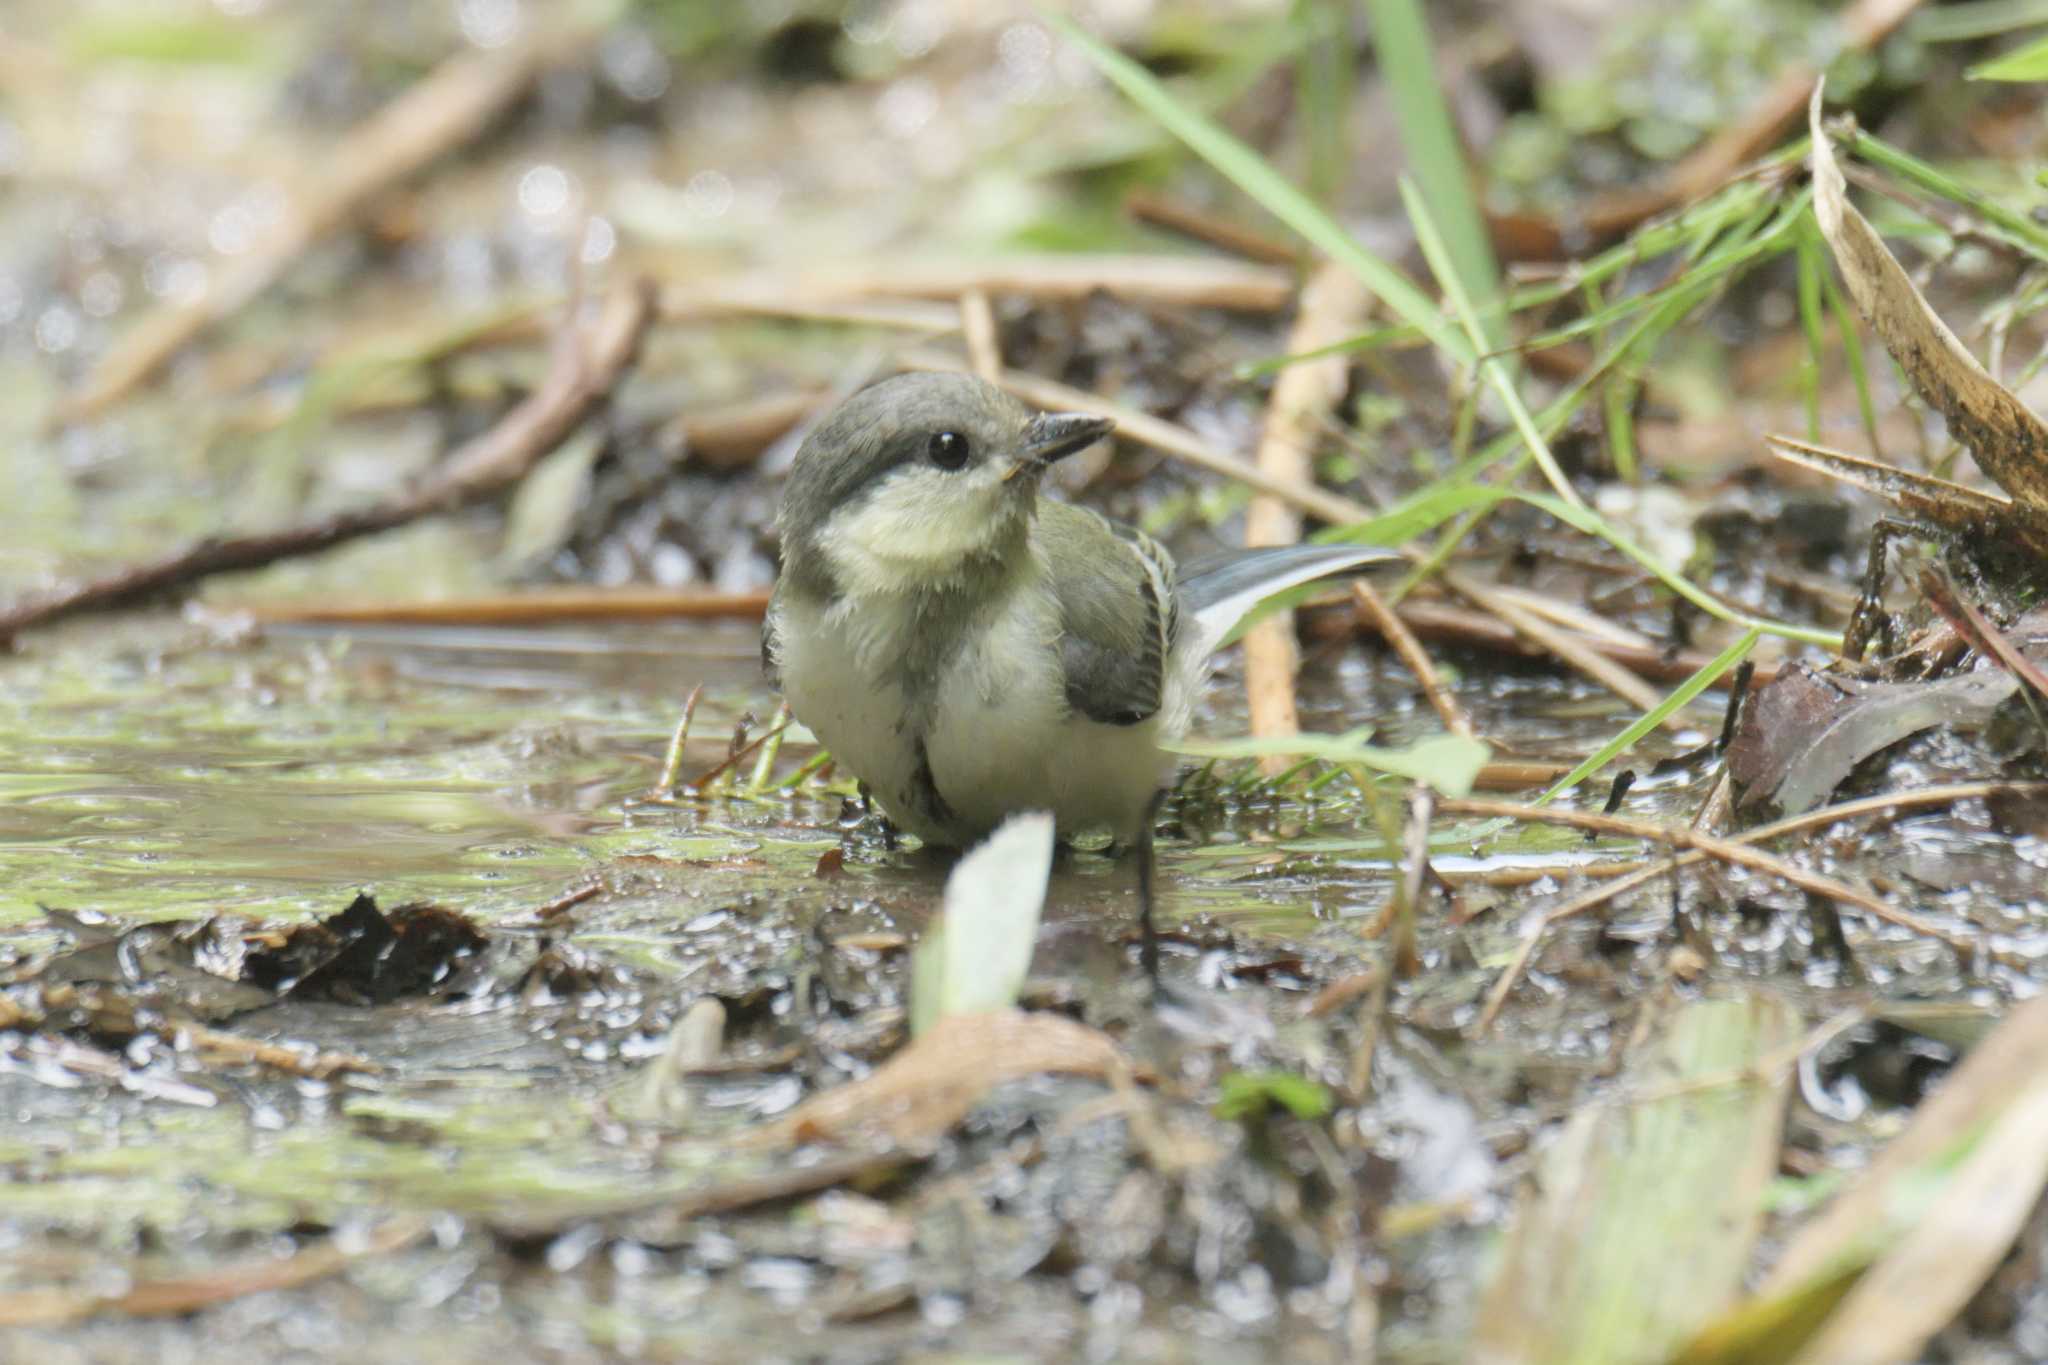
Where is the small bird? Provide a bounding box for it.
[764,371,1400,857]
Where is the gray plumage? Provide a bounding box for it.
[764,372,1398,848]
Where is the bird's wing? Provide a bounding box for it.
[1175,543,1404,660]
[760,595,784,688]
[1038,503,1176,727]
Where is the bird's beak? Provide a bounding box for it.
[1005,411,1116,481]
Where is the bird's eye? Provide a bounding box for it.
[927,430,969,470]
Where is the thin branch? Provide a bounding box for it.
[1352,579,1476,739]
[1123,188,1300,264]
[51,26,587,425]
[661,254,1295,316]
[1442,795,1967,940]
[1323,595,1787,685]
[0,1219,430,1328]
[2,281,655,641]
[1462,783,2035,1031]
[241,586,770,627]
[1443,570,1669,715]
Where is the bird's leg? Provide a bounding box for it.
[1135,787,1169,992]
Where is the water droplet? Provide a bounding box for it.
[517,164,573,219]
[458,0,523,50]
[682,169,733,218]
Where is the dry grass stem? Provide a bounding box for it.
[1463,783,2037,1030]
[662,254,1295,318]
[1444,570,1669,715]
[1352,579,1477,739]
[960,289,1003,383]
[1243,264,1372,769]
[243,586,770,627]
[1123,188,1300,264]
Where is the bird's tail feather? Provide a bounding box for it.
[1177,543,1402,659]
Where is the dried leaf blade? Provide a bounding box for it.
[1807,83,2048,515]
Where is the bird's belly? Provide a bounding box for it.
[923,615,1172,846]
[774,586,1183,848]
[773,599,925,832]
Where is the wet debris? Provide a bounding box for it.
[1726,653,2037,817]
[244,892,489,1004]
[0,891,498,1083]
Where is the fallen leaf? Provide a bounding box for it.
[909,812,1054,1036]
[749,1008,1128,1151]
[1726,661,2022,816]
[1674,993,2048,1365]
[1794,82,2048,556]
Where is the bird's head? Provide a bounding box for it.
[777,372,1113,595]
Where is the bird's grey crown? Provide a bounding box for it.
[776,371,1034,568]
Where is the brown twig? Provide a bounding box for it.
[1919,570,2048,700]
[1243,263,1371,772]
[1442,570,1670,717]
[1123,188,1300,265]
[0,1218,431,1328]
[241,586,770,627]
[2,281,655,642]
[1443,796,1965,940]
[1461,783,2033,1031]
[51,27,587,426]
[667,389,833,470]
[1473,761,1575,791]
[662,254,1295,317]
[172,1020,380,1080]
[1321,595,1786,685]
[532,880,604,924]
[1352,580,1476,740]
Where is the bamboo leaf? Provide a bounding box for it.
[1475,993,1800,1364]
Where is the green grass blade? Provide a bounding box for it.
[1366,0,1505,351]
[1795,225,1828,440]
[1293,0,1351,203]
[1233,321,1426,380]
[1603,374,1639,482]
[1914,0,2048,41]
[1840,126,2048,262]
[1402,177,1583,508]
[1538,628,1761,804]
[1510,193,1800,357]
[1048,12,1470,363]
[1819,260,1884,457]
[1970,30,2048,80]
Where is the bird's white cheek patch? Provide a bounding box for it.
[823,466,1014,594]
